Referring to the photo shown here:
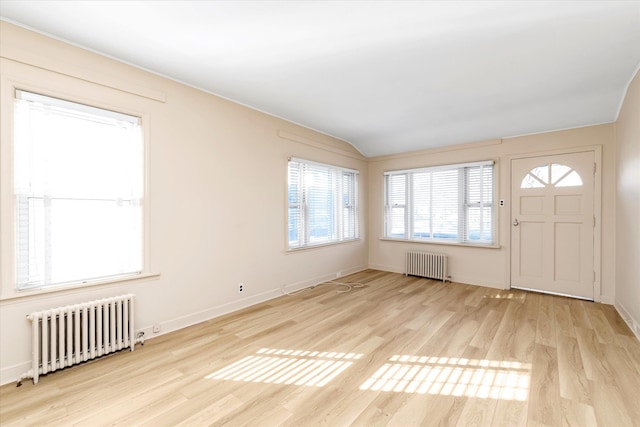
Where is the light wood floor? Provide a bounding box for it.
[1,270,639,426]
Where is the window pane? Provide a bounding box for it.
[555,170,583,187]
[342,172,357,239]
[530,165,549,184]
[465,165,493,243]
[466,206,493,242]
[287,162,302,247]
[431,170,458,240]
[412,172,431,238]
[390,206,406,237]
[387,174,406,238]
[14,92,143,288]
[521,173,545,188]
[521,163,583,188]
[307,166,334,244]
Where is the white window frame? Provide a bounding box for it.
[287,157,359,250]
[0,80,155,300]
[384,160,496,246]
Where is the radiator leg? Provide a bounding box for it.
[31,314,40,384]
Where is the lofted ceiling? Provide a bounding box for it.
[1,1,639,157]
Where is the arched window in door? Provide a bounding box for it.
[520,163,583,189]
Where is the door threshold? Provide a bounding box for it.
[510,285,594,302]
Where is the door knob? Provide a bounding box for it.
[513,218,519,226]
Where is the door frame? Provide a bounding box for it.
[507,145,602,302]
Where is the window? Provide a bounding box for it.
[288,158,358,249]
[13,90,144,289]
[384,160,495,245]
[520,163,583,188]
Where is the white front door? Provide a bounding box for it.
[511,151,595,300]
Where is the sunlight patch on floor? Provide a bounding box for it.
[205,348,362,387]
[359,355,530,401]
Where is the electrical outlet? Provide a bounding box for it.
[238,283,245,293]
[336,271,342,278]
[152,324,161,333]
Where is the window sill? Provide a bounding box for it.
[286,238,362,253]
[379,237,500,249]
[0,272,160,302]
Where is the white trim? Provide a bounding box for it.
[615,299,640,341]
[451,276,505,290]
[281,265,368,294]
[278,131,364,160]
[384,160,494,175]
[368,263,505,289]
[16,89,140,124]
[379,237,500,249]
[288,156,360,175]
[599,295,615,305]
[286,238,362,254]
[367,263,404,275]
[0,272,159,302]
[368,139,502,162]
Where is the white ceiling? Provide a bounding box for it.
[1,1,639,157]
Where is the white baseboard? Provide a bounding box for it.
[615,299,640,341]
[368,263,403,274]
[0,362,30,387]
[368,264,506,289]
[450,276,506,289]
[281,265,368,293]
[0,265,368,386]
[116,264,366,341]
[599,295,615,305]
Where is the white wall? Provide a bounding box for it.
[367,125,617,299]
[0,22,368,384]
[615,69,640,338]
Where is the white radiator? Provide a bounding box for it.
[406,251,449,282]
[20,294,136,385]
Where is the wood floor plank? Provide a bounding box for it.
[455,397,498,427]
[600,343,640,422]
[589,381,635,427]
[558,399,597,427]
[1,270,638,427]
[556,336,591,405]
[615,333,640,374]
[574,327,616,384]
[492,399,528,427]
[553,299,577,338]
[584,305,616,345]
[568,300,593,330]
[598,304,636,336]
[469,309,503,351]
[536,297,557,347]
[527,344,562,426]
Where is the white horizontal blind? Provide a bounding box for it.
[288,158,358,249]
[384,161,494,244]
[13,90,144,289]
[385,174,407,238]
